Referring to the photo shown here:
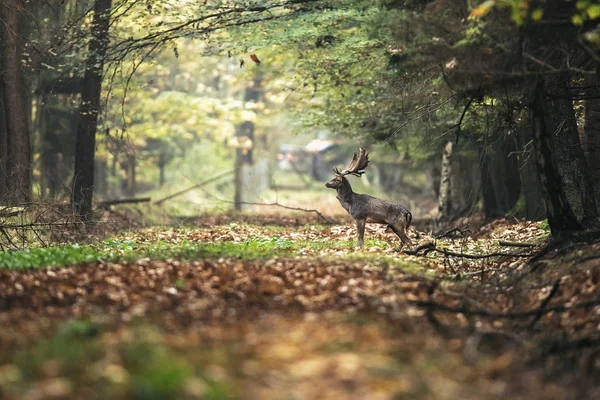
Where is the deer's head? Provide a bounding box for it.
[325,148,370,189]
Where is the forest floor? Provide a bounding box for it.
[1,209,600,399]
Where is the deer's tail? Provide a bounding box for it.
[405,211,412,229]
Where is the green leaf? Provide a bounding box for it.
[531,8,544,21]
[572,13,586,25]
[587,5,600,19]
[577,0,591,11]
[470,0,496,18]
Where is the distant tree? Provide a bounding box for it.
[72,0,112,223]
[1,0,31,203]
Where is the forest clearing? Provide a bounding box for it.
[1,204,599,399]
[2,0,600,398]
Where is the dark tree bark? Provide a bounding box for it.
[437,137,479,222]
[0,52,7,200]
[584,96,600,208]
[72,0,112,222]
[529,80,582,236]
[1,0,31,204]
[514,122,545,220]
[481,132,521,218]
[547,76,597,224]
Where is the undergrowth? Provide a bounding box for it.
[0,229,409,270]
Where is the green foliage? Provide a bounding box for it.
[121,342,191,399]
[0,223,429,271]
[6,322,230,400]
[14,322,104,382]
[0,231,369,269]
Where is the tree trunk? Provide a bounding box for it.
[481,131,521,218]
[1,0,31,204]
[158,152,166,187]
[234,153,243,211]
[514,122,545,220]
[127,154,136,197]
[94,158,107,197]
[437,141,453,221]
[529,79,581,236]
[233,73,262,209]
[584,96,600,208]
[72,0,112,223]
[547,76,597,225]
[0,55,7,201]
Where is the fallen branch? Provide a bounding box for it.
[540,336,600,356]
[404,242,533,259]
[529,229,600,263]
[435,227,467,239]
[404,242,437,256]
[498,240,538,248]
[233,201,337,225]
[154,169,234,205]
[198,188,338,225]
[411,296,600,319]
[529,280,561,328]
[0,206,27,218]
[99,197,151,209]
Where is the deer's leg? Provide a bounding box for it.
[356,219,366,248]
[389,222,412,250]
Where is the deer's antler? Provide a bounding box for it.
[334,148,370,177]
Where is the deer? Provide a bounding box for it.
[325,148,413,250]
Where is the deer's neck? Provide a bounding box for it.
[336,179,355,207]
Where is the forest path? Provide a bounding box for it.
[0,216,596,399]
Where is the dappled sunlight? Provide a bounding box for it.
[2,0,600,398]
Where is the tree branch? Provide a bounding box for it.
[404,242,533,259]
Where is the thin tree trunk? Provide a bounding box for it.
[234,153,242,211]
[437,141,453,221]
[94,158,107,197]
[529,80,581,236]
[233,73,262,209]
[1,0,31,204]
[72,0,111,222]
[127,154,136,196]
[158,152,166,187]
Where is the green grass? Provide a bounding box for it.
[2,321,232,400]
[0,231,421,270]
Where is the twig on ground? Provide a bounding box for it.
[411,296,600,319]
[529,230,600,263]
[529,280,561,329]
[404,242,533,259]
[498,240,538,248]
[425,282,456,338]
[540,336,600,356]
[435,227,468,239]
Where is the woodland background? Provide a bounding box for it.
[2,0,600,399]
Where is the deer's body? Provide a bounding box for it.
[327,175,412,249]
